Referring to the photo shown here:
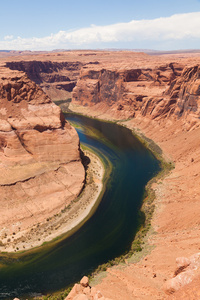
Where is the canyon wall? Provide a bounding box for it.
[5,59,100,101]
[6,60,83,101]
[0,66,85,251]
[72,63,200,130]
[166,65,200,130]
[72,63,182,116]
[7,53,200,132]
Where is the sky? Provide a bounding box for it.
[1,0,200,51]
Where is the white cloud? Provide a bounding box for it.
[1,12,200,50]
[4,35,14,41]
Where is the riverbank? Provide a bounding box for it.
[0,149,105,253]
[67,103,200,299]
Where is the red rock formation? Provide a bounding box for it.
[164,253,200,295]
[0,67,85,250]
[72,63,200,131]
[166,65,200,130]
[6,61,83,101]
[72,64,182,118]
[65,276,111,300]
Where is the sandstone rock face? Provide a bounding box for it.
[166,65,200,130]
[6,61,83,101]
[7,53,200,132]
[72,64,184,120]
[0,67,85,250]
[7,55,200,132]
[72,63,200,130]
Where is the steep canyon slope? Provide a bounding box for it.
[0,65,84,251]
[1,50,200,298]
[6,60,83,101]
[72,61,200,131]
[69,54,200,299]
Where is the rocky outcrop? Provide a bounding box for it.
[166,65,200,130]
[72,68,124,106]
[65,276,111,300]
[0,67,85,251]
[9,56,200,132]
[12,276,110,300]
[164,253,200,295]
[72,63,200,130]
[72,63,184,119]
[9,59,200,131]
[6,61,83,100]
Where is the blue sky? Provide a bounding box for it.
[1,0,200,50]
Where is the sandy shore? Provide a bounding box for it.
[0,149,105,253]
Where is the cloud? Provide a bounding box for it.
[4,35,14,41]
[1,12,200,50]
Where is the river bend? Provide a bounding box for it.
[0,114,160,299]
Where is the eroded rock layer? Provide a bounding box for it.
[0,66,85,249]
[6,60,83,101]
[72,63,200,130]
[6,60,96,101]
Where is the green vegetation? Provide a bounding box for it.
[36,286,73,300]
[53,98,72,107]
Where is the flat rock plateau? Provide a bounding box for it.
[1,49,200,299]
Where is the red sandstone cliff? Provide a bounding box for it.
[71,63,200,132]
[70,58,200,300]
[5,60,82,101]
[5,60,100,101]
[71,65,174,116]
[166,65,200,130]
[7,53,200,130]
[0,66,85,251]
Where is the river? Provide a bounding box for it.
[0,114,160,299]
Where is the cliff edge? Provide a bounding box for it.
[72,63,200,130]
[0,66,85,251]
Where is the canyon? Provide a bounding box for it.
[0,50,200,299]
[0,65,85,251]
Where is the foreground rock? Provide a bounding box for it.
[0,67,85,251]
[164,253,200,295]
[65,276,111,300]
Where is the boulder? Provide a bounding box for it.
[80,276,89,288]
